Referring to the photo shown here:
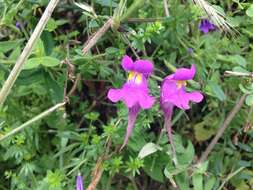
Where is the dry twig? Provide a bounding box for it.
[0,0,60,105]
[199,94,246,163]
[82,18,113,55]
[193,0,234,33]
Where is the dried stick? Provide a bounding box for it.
[0,102,66,142]
[86,119,121,190]
[198,94,246,163]
[0,0,60,106]
[224,71,253,78]
[82,18,113,55]
[163,0,170,16]
[86,157,104,190]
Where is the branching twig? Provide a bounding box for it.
[82,18,113,55]
[198,94,246,163]
[67,74,81,97]
[0,0,60,106]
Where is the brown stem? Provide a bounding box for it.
[86,119,121,190]
[198,94,246,163]
[82,18,113,55]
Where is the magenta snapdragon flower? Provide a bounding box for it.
[160,64,203,159]
[108,55,155,148]
[199,19,215,34]
[76,174,84,190]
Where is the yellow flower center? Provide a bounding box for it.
[176,80,186,89]
[128,71,142,85]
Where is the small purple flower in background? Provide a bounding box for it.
[160,64,203,161]
[15,22,21,29]
[187,48,194,54]
[76,174,84,190]
[108,55,155,148]
[199,19,215,34]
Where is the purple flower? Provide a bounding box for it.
[199,19,215,34]
[187,48,193,54]
[160,64,203,160]
[15,22,21,29]
[76,174,84,190]
[108,55,155,148]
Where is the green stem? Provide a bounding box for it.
[217,167,245,190]
[129,177,138,190]
[164,59,177,72]
[121,0,145,22]
[106,175,113,190]
[0,102,66,142]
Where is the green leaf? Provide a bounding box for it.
[193,173,203,190]
[175,172,190,190]
[246,5,253,17]
[245,94,253,106]
[40,57,60,67]
[41,31,55,55]
[230,55,247,67]
[45,18,58,32]
[0,40,23,53]
[96,0,117,7]
[195,161,209,174]
[217,54,247,67]
[232,66,250,74]
[177,140,195,166]
[138,142,162,159]
[24,58,41,70]
[194,122,216,142]
[204,176,216,190]
[33,39,45,57]
[24,56,60,70]
[208,81,226,101]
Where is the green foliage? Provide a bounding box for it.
[1,0,253,189]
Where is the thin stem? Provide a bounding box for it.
[217,167,245,190]
[129,176,138,190]
[105,175,113,190]
[126,17,166,23]
[0,102,66,142]
[164,59,177,72]
[0,0,60,106]
[82,18,113,54]
[198,95,246,163]
[120,33,140,59]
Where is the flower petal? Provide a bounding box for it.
[121,106,140,149]
[134,60,154,75]
[173,64,196,80]
[139,93,155,109]
[123,90,137,108]
[108,89,122,103]
[186,91,204,103]
[121,55,134,71]
[76,175,83,190]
